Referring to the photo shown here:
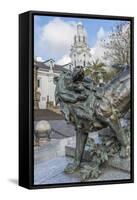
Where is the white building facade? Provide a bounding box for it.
[34,59,72,109]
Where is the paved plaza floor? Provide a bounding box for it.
[34,118,130,185]
[34,137,80,185]
[34,134,130,185]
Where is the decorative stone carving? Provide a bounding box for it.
[34,120,51,145]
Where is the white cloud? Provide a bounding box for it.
[56,54,71,65]
[97,27,106,40]
[35,20,111,66]
[35,56,44,62]
[90,27,108,63]
[90,41,105,61]
[39,17,77,59]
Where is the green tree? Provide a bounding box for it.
[85,59,106,85]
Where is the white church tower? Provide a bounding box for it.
[70,22,91,68]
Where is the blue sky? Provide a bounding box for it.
[34,15,128,64]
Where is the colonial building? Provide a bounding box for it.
[70,22,92,67]
[34,59,72,109]
[34,22,92,109]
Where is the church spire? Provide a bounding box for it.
[70,22,91,68]
[75,22,87,44]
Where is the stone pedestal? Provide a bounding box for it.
[65,131,130,173]
[108,155,130,172]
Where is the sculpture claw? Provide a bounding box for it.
[64,161,80,174]
[80,165,101,181]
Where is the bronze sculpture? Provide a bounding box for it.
[54,65,130,180]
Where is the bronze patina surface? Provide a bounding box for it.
[54,65,130,180]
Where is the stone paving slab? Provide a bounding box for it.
[34,156,80,185]
[34,155,130,185]
[34,137,73,163]
[34,137,130,185]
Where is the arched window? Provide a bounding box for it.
[74,36,76,43]
[79,36,80,42]
[37,79,40,87]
